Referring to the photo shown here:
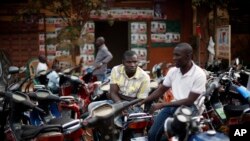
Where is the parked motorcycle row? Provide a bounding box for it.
[0,58,250,141]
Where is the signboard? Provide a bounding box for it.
[215,25,231,65]
[90,9,153,20]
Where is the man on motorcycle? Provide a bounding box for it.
[87,50,150,140]
[137,42,207,141]
[109,50,150,103]
[88,50,150,112]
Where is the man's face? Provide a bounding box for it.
[95,39,102,47]
[123,55,138,74]
[173,47,189,68]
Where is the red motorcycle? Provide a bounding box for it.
[58,66,100,117]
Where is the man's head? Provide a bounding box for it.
[173,43,193,68]
[122,50,138,76]
[95,36,105,47]
[38,54,47,63]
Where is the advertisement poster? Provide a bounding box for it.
[216,25,231,64]
[130,22,148,66]
[130,22,147,48]
[79,21,95,67]
[151,21,180,47]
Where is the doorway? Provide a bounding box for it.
[95,21,129,68]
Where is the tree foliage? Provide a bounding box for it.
[18,0,107,26]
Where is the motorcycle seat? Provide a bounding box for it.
[20,124,62,140]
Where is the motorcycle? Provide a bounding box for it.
[202,66,250,136]
[2,89,88,141]
[1,66,87,141]
[83,98,144,141]
[164,105,230,141]
[163,73,230,141]
[2,91,64,141]
[122,111,153,141]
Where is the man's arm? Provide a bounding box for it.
[110,84,122,103]
[139,84,169,105]
[102,49,113,64]
[161,92,200,107]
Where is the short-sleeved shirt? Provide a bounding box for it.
[47,70,59,89]
[162,62,206,101]
[110,65,150,99]
[36,62,48,75]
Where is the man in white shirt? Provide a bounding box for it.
[36,54,48,85]
[36,54,48,75]
[138,43,207,141]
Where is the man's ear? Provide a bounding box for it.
[186,52,192,59]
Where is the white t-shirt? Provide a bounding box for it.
[47,71,60,89]
[162,63,206,101]
[36,62,48,75]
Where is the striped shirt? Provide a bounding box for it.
[110,64,150,99]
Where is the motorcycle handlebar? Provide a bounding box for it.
[82,117,98,128]
[34,106,46,115]
[205,74,223,96]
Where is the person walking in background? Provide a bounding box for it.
[93,36,113,82]
[137,42,207,141]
